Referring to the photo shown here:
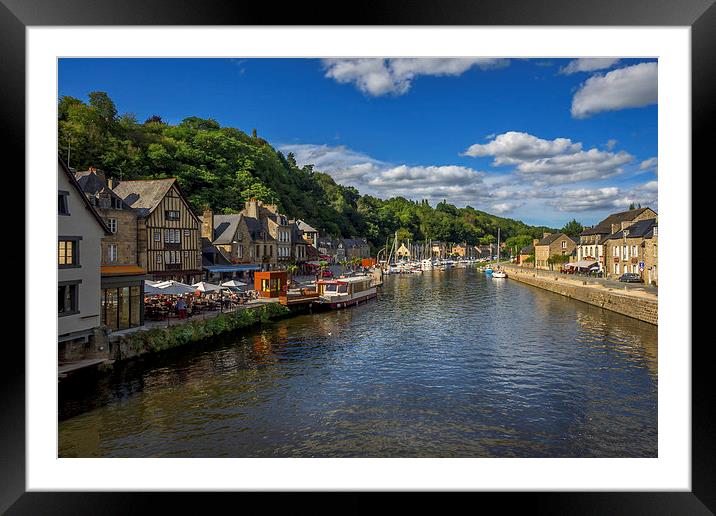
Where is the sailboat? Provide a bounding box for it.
[491,227,507,278]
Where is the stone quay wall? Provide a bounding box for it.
[502,265,657,325]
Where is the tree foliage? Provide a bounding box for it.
[58,91,555,252]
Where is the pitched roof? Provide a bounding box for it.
[296,219,317,233]
[244,216,275,241]
[519,245,534,254]
[603,218,657,241]
[111,178,177,217]
[580,207,654,236]
[536,233,577,246]
[201,237,232,266]
[211,214,242,244]
[75,172,132,209]
[343,237,368,248]
[58,157,112,235]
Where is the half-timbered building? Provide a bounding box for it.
[112,178,202,283]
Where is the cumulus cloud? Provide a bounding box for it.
[639,157,658,174]
[571,62,658,118]
[559,58,621,75]
[605,139,618,150]
[462,131,633,183]
[278,143,487,203]
[463,131,582,163]
[491,201,525,214]
[548,183,657,212]
[322,58,509,96]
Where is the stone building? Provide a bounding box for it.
[289,221,308,264]
[396,243,411,260]
[578,207,657,273]
[603,217,658,283]
[518,245,534,267]
[112,178,202,284]
[534,232,577,270]
[58,158,112,355]
[296,219,319,248]
[343,237,371,260]
[75,168,147,332]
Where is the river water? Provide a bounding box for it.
[59,268,657,457]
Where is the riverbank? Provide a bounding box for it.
[501,264,657,325]
[107,302,292,363]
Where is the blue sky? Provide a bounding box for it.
[58,58,658,227]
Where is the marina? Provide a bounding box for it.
[58,267,657,458]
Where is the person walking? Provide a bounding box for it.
[176,297,187,319]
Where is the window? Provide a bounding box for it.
[58,191,70,215]
[112,197,123,210]
[184,229,190,236]
[156,254,162,264]
[184,250,189,257]
[154,230,161,241]
[622,245,628,259]
[631,245,638,257]
[164,229,181,244]
[58,282,79,315]
[108,244,118,262]
[561,240,567,248]
[58,238,80,267]
[106,218,117,234]
[99,196,111,209]
[615,263,620,274]
[653,227,658,236]
[165,210,180,220]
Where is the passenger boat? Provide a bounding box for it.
[316,275,378,309]
[492,270,507,278]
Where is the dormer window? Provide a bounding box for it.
[165,210,180,220]
[58,191,70,215]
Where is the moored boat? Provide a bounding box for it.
[316,275,377,309]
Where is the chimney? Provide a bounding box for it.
[201,209,214,240]
[107,178,114,190]
[533,238,540,247]
[265,204,278,215]
[245,198,259,219]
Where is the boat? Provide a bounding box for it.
[315,275,378,309]
[492,270,507,278]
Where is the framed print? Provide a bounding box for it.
[3,0,711,511]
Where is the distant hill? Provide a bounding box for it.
[58,91,555,251]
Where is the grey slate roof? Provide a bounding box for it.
[59,157,112,235]
[75,172,132,209]
[536,233,578,246]
[296,219,318,233]
[603,218,657,241]
[244,216,275,241]
[111,178,177,217]
[519,245,534,254]
[580,208,654,236]
[212,214,242,244]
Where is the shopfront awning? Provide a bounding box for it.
[101,265,147,276]
[573,260,598,269]
[203,264,261,273]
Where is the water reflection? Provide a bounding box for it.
[59,268,657,458]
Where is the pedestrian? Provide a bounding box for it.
[176,297,187,319]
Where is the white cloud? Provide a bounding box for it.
[605,139,618,150]
[559,58,621,75]
[571,62,658,118]
[548,183,657,212]
[278,143,486,203]
[322,58,508,96]
[463,131,633,183]
[639,157,658,175]
[491,201,525,214]
[463,131,582,163]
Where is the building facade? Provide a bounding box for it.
[534,233,577,270]
[75,168,147,332]
[58,158,111,352]
[112,178,202,283]
[577,207,657,273]
[603,218,658,283]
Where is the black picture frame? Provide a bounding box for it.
[3,0,708,512]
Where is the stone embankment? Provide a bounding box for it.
[502,265,657,325]
[108,302,291,362]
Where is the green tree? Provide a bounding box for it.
[560,218,584,238]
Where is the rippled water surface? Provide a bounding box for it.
[59,269,657,457]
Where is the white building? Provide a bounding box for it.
[58,158,111,351]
